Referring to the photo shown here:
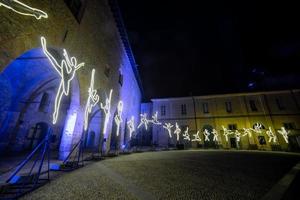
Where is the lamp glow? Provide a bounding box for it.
[277,127,290,143]
[41,37,84,124]
[192,131,201,142]
[0,0,48,19]
[101,89,113,134]
[183,127,190,141]
[127,116,135,138]
[174,123,181,141]
[114,101,123,136]
[203,129,210,142]
[84,69,99,131]
[137,113,149,130]
[163,123,173,138]
[266,127,277,143]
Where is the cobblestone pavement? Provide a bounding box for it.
[21,150,300,200]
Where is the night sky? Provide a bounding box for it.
[117,0,300,100]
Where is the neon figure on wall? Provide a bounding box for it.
[41,37,85,124]
[137,113,149,130]
[192,131,201,142]
[222,126,233,142]
[114,101,123,136]
[174,123,181,141]
[203,129,210,142]
[163,123,173,138]
[183,127,190,141]
[127,116,135,138]
[0,0,48,19]
[101,89,113,135]
[277,127,290,143]
[266,127,277,143]
[150,112,161,125]
[242,128,252,138]
[234,130,241,142]
[211,129,219,142]
[84,69,99,131]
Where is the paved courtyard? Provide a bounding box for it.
[21,150,300,200]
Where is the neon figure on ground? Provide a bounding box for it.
[174,123,181,141]
[84,69,99,131]
[183,127,190,141]
[101,89,113,134]
[203,129,210,142]
[163,123,173,138]
[114,101,123,136]
[277,127,290,143]
[41,37,84,124]
[137,113,149,130]
[0,0,48,19]
[266,127,277,143]
[127,116,135,138]
[192,131,201,142]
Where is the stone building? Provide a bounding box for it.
[0,0,142,159]
[145,90,300,152]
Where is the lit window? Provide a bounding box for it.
[202,103,209,113]
[225,101,232,113]
[161,105,166,116]
[181,104,187,115]
[249,100,258,111]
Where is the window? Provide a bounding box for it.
[225,101,232,113]
[202,103,209,113]
[64,0,86,23]
[249,100,258,111]
[276,98,285,110]
[228,124,237,130]
[118,72,123,86]
[161,105,166,116]
[283,123,295,130]
[39,93,50,112]
[181,104,187,115]
[258,136,266,145]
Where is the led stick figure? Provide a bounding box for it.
[84,69,99,131]
[114,101,123,136]
[150,111,161,125]
[41,37,84,124]
[203,129,210,142]
[211,129,219,142]
[222,126,233,142]
[163,123,173,138]
[174,123,181,141]
[266,127,277,143]
[137,113,149,130]
[234,130,241,142]
[277,127,290,143]
[127,116,135,138]
[100,89,113,134]
[192,131,201,142]
[252,123,263,134]
[242,128,252,137]
[183,127,190,141]
[0,0,48,19]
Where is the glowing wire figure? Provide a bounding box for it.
[114,101,123,136]
[252,123,263,134]
[203,129,210,142]
[84,69,99,131]
[266,127,277,143]
[277,127,290,143]
[100,89,113,134]
[242,128,252,138]
[211,129,219,142]
[41,37,84,124]
[150,111,161,125]
[234,130,241,142]
[0,0,48,19]
[127,116,135,138]
[222,126,233,142]
[137,113,149,130]
[163,123,173,138]
[174,123,181,141]
[192,131,201,142]
[183,127,190,141]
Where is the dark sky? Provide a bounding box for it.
[117,0,300,100]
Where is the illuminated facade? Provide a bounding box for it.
[149,90,300,152]
[0,0,142,159]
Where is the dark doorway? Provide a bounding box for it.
[25,122,49,150]
[230,138,237,148]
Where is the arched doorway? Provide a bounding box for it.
[84,106,102,152]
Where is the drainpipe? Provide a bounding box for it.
[191,96,198,132]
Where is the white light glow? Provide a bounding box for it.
[101,89,113,134]
[174,123,181,141]
[222,126,233,142]
[84,69,99,131]
[150,111,161,125]
[203,129,210,142]
[0,0,48,19]
[41,37,84,124]
[183,127,190,141]
[234,130,241,142]
[163,123,173,138]
[252,123,263,134]
[266,127,277,143]
[211,129,219,142]
[242,128,252,138]
[127,116,135,138]
[114,101,123,136]
[192,131,201,142]
[137,113,149,130]
[277,127,290,143]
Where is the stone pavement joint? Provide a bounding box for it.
[261,162,300,200]
[98,163,156,200]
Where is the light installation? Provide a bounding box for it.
[174,123,181,141]
[163,123,173,138]
[211,129,219,142]
[252,123,263,133]
[0,0,48,20]
[183,127,190,141]
[242,128,252,138]
[234,130,241,142]
[222,126,233,142]
[137,113,149,130]
[192,131,201,142]
[266,127,277,143]
[84,69,99,131]
[150,111,161,125]
[277,127,290,143]
[127,116,135,138]
[203,129,210,142]
[41,37,84,124]
[114,101,123,136]
[100,89,113,134]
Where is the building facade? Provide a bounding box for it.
[0,0,142,159]
[145,90,300,152]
